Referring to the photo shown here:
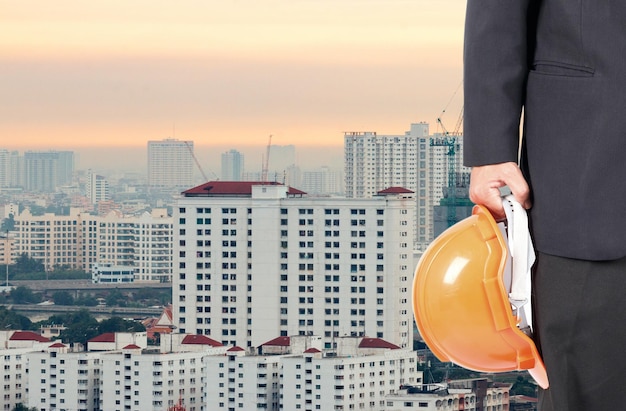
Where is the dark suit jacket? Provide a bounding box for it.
[463,0,626,260]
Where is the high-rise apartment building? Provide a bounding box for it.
[221,149,244,181]
[23,150,74,192]
[344,122,470,249]
[300,166,344,195]
[14,208,173,282]
[147,138,194,189]
[86,169,110,205]
[0,232,16,268]
[0,149,9,188]
[15,208,98,272]
[8,150,23,188]
[345,123,425,248]
[173,181,415,349]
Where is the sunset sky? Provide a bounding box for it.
[1,0,466,154]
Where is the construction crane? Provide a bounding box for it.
[433,112,462,228]
[261,134,272,182]
[184,140,210,183]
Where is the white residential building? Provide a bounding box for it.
[301,166,344,196]
[0,348,30,410]
[14,208,173,282]
[280,336,422,411]
[174,181,415,350]
[0,331,55,411]
[344,122,470,249]
[1,330,508,411]
[14,208,99,272]
[99,209,174,282]
[27,343,102,411]
[147,138,194,190]
[205,345,284,411]
[86,170,110,205]
[344,124,424,248]
[203,335,421,411]
[24,332,227,411]
[0,150,24,188]
[100,346,206,411]
[91,263,135,284]
[23,150,75,192]
[0,232,16,268]
[0,149,9,188]
[221,149,245,181]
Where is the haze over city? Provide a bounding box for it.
[2,0,465,172]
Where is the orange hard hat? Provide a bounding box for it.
[413,204,549,388]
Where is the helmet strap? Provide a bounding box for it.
[501,194,536,334]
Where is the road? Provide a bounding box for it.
[7,303,163,321]
[10,279,172,292]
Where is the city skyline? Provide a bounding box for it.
[1,1,466,150]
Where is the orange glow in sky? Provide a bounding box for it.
[0,0,466,149]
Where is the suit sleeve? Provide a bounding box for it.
[463,0,538,167]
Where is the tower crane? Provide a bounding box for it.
[433,106,463,228]
[261,134,272,182]
[184,141,217,183]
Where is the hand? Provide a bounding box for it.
[469,162,531,220]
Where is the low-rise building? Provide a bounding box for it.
[384,384,476,410]
[91,262,135,284]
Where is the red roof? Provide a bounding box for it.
[304,347,321,353]
[228,346,245,352]
[182,181,306,196]
[10,331,50,342]
[358,338,400,350]
[123,344,141,350]
[181,334,223,347]
[261,336,290,347]
[377,187,414,195]
[162,305,173,322]
[49,342,67,348]
[88,333,116,343]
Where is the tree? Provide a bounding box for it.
[53,310,146,345]
[98,317,146,334]
[106,289,127,307]
[10,286,39,304]
[52,290,74,306]
[13,254,44,275]
[12,404,38,411]
[75,295,98,306]
[0,306,33,330]
[57,309,100,345]
[510,375,538,397]
[0,213,14,232]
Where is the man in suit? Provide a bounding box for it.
[463,1,626,409]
